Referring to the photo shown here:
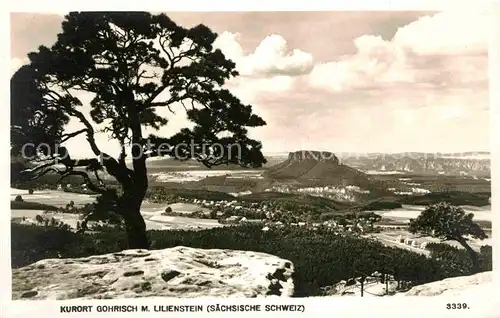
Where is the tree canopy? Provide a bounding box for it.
[11,11,267,248]
[17,12,266,169]
[408,202,487,272]
[11,65,69,158]
[408,202,487,242]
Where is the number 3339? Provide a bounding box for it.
[446,303,468,310]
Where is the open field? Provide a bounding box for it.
[11,188,97,207]
[372,228,492,252]
[373,204,492,222]
[149,170,265,183]
[10,188,224,231]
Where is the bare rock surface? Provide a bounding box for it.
[12,246,294,300]
[403,271,492,296]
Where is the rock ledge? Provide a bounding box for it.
[12,246,294,299]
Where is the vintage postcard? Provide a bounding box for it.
[3,3,498,318]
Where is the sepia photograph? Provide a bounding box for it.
[7,7,494,310]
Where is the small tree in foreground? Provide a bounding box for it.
[11,12,267,249]
[408,202,487,273]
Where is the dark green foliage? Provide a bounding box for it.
[401,191,490,207]
[11,200,59,211]
[11,223,105,266]
[410,203,487,273]
[425,243,492,276]
[26,11,267,168]
[409,202,487,241]
[478,245,492,271]
[10,65,70,157]
[209,209,217,219]
[75,189,125,230]
[12,171,116,190]
[14,12,268,248]
[11,223,490,297]
[362,198,402,210]
[425,242,460,254]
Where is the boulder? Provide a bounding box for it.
[12,246,294,300]
[404,271,492,296]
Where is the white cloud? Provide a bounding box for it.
[214,32,314,77]
[308,9,490,92]
[392,8,490,55]
[212,31,244,62]
[309,34,414,91]
[227,75,294,104]
[10,57,29,76]
[211,32,306,108]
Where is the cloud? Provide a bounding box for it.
[248,84,490,153]
[214,31,314,77]
[10,57,29,76]
[309,34,414,92]
[392,9,490,55]
[308,9,490,92]
[10,11,490,156]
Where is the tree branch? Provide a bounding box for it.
[58,170,107,194]
[60,128,88,143]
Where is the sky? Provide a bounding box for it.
[10,10,491,158]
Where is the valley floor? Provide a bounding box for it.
[10,188,493,252]
[11,188,224,231]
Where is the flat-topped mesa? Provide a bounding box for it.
[288,150,340,164]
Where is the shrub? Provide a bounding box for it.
[28,189,34,194]
[11,223,485,297]
[209,209,217,219]
[14,195,23,202]
[478,245,492,271]
[426,242,492,277]
[426,242,459,254]
[11,200,59,211]
[363,200,402,210]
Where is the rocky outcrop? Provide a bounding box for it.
[403,271,492,296]
[288,150,340,164]
[12,246,294,300]
[319,272,493,298]
[266,150,369,187]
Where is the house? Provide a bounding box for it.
[225,216,242,224]
[246,219,264,224]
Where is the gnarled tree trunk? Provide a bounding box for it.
[122,206,149,249]
[456,237,479,273]
[119,191,150,249]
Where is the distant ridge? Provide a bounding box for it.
[340,153,490,176]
